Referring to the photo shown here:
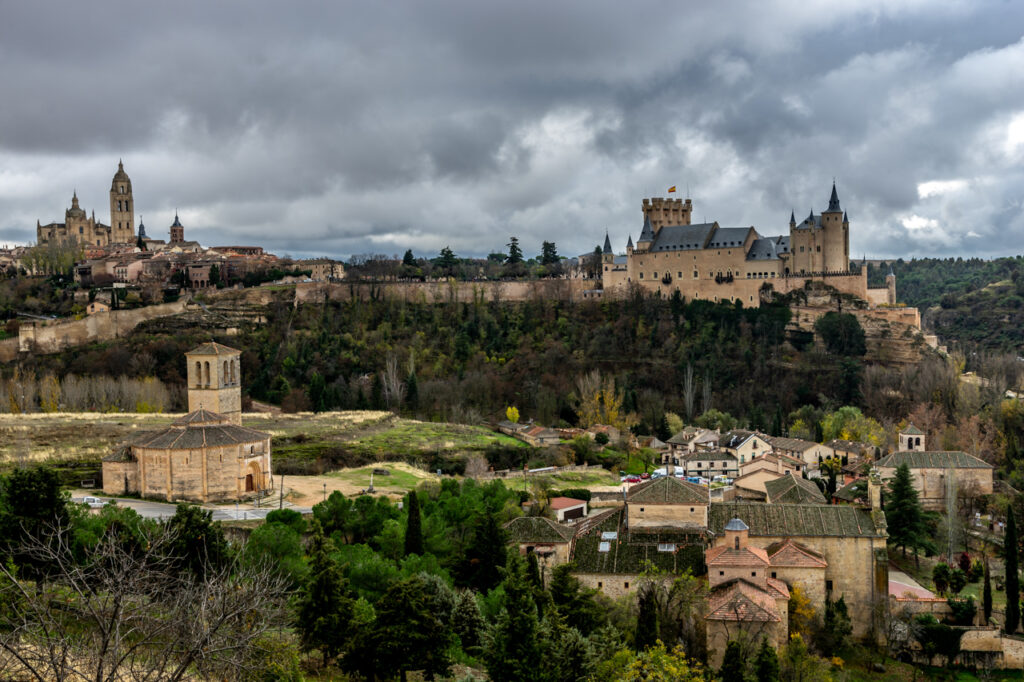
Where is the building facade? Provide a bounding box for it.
[38,162,136,247]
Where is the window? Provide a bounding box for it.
[639,507,644,512]
[800,246,805,252]
[624,582,629,589]
[597,581,603,589]
[653,272,657,278]
[826,580,833,592]
[639,273,644,279]
[719,570,725,576]
[816,245,821,252]
[658,543,675,552]
[693,271,698,278]
[195,361,202,386]
[771,572,777,579]
[690,507,695,512]
[734,537,740,550]
[678,271,682,278]
[751,571,757,577]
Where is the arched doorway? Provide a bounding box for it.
[245,473,254,491]
[244,461,262,493]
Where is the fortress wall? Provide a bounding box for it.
[0,338,18,363]
[292,278,593,305]
[16,299,189,356]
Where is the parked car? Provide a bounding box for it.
[82,496,105,509]
[640,473,651,480]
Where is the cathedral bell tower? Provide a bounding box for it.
[109,160,135,243]
[185,342,243,425]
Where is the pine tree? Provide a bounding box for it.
[371,576,453,681]
[405,371,418,410]
[634,584,659,650]
[308,371,327,412]
[402,249,416,266]
[771,405,784,437]
[295,520,354,667]
[484,555,543,682]
[754,635,780,682]
[456,509,507,592]
[719,640,747,682]
[885,462,932,565]
[656,413,672,442]
[984,558,993,624]
[1006,508,1020,633]
[403,491,423,556]
[526,551,542,589]
[506,237,523,265]
[540,241,559,265]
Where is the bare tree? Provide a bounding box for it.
[0,522,290,681]
[682,363,696,421]
[701,373,712,416]
[382,353,406,409]
[464,454,490,479]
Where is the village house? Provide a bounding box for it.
[720,429,773,463]
[549,496,588,522]
[764,473,828,504]
[765,435,835,469]
[678,449,739,478]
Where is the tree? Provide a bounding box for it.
[506,405,520,424]
[0,519,289,682]
[405,371,419,410]
[1006,507,1020,633]
[634,583,659,650]
[209,263,222,288]
[540,241,559,265]
[719,640,747,681]
[656,413,672,442]
[403,249,416,266]
[814,311,866,356]
[404,491,423,557]
[308,371,327,412]
[983,558,993,623]
[455,508,506,592]
[164,504,230,578]
[370,576,454,681]
[754,635,780,682]
[484,555,543,682]
[594,642,705,681]
[506,237,524,265]
[780,633,831,682]
[818,596,852,653]
[437,246,458,276]
[295,520,354,667]
[932,563,951,595]
[787,583,816,640]
[548,564,604,636]
[885,463,934,566]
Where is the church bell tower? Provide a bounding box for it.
[109,161,135,243]
[185,342,243,425]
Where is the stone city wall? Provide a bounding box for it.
[292,278,593,305]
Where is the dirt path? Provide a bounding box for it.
[279,462,440,505]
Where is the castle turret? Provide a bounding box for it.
[789,210,796,230]
[109,161,135,243]
[820,182,849,273]
[635,215,654,253]
[185,342,242,425]
[602,232,613,264]
[641,196,692,234]
[886,266,896,305]
[626,234,634,256]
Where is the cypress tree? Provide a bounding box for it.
[771,405,783,437]
[719,640,747,682]
[1006,508,1020,634]
[656,414,672,442]
[526,551,542,589]
[633,584,659,650]
[983,558,993,624]
[755,635,780,682]
[405,371,418,410]
[484,555,542,682]
[403,491,423,557]
[370,374,384,410]
[295,520,354,667]
[885,462,931,566]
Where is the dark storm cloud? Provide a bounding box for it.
[1,1,1024,259]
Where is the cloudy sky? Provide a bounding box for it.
[2,1,1023,260]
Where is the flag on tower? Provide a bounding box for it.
[668,186,676,193]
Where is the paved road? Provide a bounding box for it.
[73,496,312,521]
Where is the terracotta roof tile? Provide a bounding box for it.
[706,545,770,566]
[707,580,782,622]
[766,539,828,567]
[549,496,587,510]
[764,474,827,504]
[627,476,709,504]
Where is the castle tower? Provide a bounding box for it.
[642,197,692,234]
[886,265,896,305]
[820,182,849,273]
[635,215,655,253]
[170,213,184,243]
[185,342,242,425]
[899,424,925,452]
[602,232,613,264]
[109,161,135,243]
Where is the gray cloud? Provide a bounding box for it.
[1,0,1023,260]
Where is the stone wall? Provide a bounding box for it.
[293,278,592,305]
[628,503,708,529]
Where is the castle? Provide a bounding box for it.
[601,184,896,307]
[37,161,137,247]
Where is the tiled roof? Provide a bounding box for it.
[172,408,230,426]
[682,449,736,463]
[707,580,782,622]
[722,430,758,449]
[667,426,702,445]
[766,539,828,568]
[834,479,867,503]
[129,414,269,450]
[708,502,884,538]
[570,508,705,574]
[647,223,716,251]
[764,475,827,504]
[875,451,992,470]
[504,516,574,543]
[706,545,770,566]
[765,436,823,453]
[185,341,240,357]
[706,227,754,249]
[627,476,709,504]
[549,496,586,510]
[901,423,924,436]
[826,439,872,454]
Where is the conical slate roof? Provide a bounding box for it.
[638,215,655,242]
[626,235,634,249]
[725,518,749,532]
[827,182,841,212]
[603,232,612,254]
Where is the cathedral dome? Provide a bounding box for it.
[110,161,132,193]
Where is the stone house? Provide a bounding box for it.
[738,452,804,478]
[721,430,773,464]
[677,449,738,478]
[705,518,791,667]
[666,426,719,455]
[766,435,835,469]
[827,438,876,461]
[505,516,574,579]
[875,450,994,511]
[549,496,588,522]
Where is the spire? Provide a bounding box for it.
[827,182,841,212]
[626,235,634,249]
[638,215,654,242]
[843,210,849,223]
[172,212,182,227]
[118,159,123,170]
[603,232,612,254]
[807,209,814,225]
[789,210,795,225]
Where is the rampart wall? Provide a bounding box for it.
[292,278,593,305]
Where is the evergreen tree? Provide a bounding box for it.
[164,503,229,579]
[403,491,423,557]
[634,584,659,650]
[437,246,458,276]
[402,249,416,266]
[456,509,507,592]
[405,371,418,410]
[548,564,604,636]
[371,373,384,409]
[506,237,524,264]
[885,462,933,566]
[771,405,784,437]
[484,555,543,682]
[526,551,542,589]
[984,559,993,623]
[371,576,453,681]
[656,413,672,442]
[452,589,486,651]
[136,234,146,251]
[209,263,222,288]
[541,609,596,682]
[754,635,780,682]
[296,520,354,667]
[719,640,747,682]
[819,595,853,653]
[540,241,559,265]
[308,371,327,412]
[1006,508,1020,633]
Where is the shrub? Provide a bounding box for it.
[946,597,977,626]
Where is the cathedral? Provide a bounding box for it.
[37,161,136,247]
[601,184,890,306]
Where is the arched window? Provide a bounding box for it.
[915,437,921,447]
[230,359,236,384]
[204,361,210,386]
[223,361,229,384]
[734,537,740,550]
[195,361,201,387]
